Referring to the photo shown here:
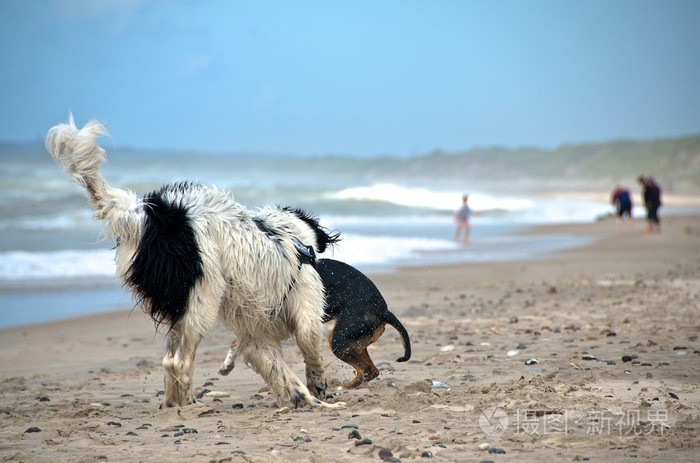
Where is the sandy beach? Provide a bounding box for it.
[1,215,699,462]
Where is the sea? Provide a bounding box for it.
[0,146,630,328]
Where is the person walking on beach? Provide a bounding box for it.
[454,194,472,242]
[637,176,662,234]
[611,185,633,231]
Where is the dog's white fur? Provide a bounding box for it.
[45,115,343,409]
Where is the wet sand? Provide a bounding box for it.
[1,215,699,462]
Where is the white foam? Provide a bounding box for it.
[320,233,458,268]
[330,183,533,212]
[0,249,116,280]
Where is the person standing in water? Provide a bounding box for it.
[454,194,472,242]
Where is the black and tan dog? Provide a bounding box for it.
[220,258,412,388]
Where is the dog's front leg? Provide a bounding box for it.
[161,328,202,407]
[161,330,181,408]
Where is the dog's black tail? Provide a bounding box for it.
[384,311,411,362]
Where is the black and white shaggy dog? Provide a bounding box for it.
[45,115,344,409]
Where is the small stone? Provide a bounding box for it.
[37,396,50,402]
[181,428,198,434]
[354,438,372,446]
[478,443,490,450]
[669,392,680,400]
[25,427,41,433]
[378,448,393,459]
[525,359,538,365]
[126,432,138,436]
[622,354,638,362]
[431,380,450,389]
[340,424,359,430]
[506,349,520,357]
[488,447,506,454]
[232,403,244,409]
[106,421,122,427]
[581,354,597,361]
[348,429,362,440]
[421,450,433,458]
[509,316,519,324]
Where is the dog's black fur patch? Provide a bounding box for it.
[252,217,279,238]
[126,183,204,329]
[282,207,340,252]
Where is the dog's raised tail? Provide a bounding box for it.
[45,115,142,243]
[45,114,109,203]
[385,312,411,362]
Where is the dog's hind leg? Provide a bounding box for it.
[287,270,328,399]
[237,340,343,409]
[331,322,385,389]
[218,338,239,376]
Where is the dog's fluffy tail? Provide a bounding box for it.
[45,115,142,243]
[385,312,412,362]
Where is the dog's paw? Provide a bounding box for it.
[218,365,234,376]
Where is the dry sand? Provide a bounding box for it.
[1,215,699,462]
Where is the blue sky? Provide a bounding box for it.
[1,0,699,156]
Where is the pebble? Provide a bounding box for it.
[348,429,362,440]
[378,448,393,459]
[478,443,490,450]
[669,392,680,400]
[506,349,520,357]
[525,359,538,365]
[232,403,244,409]
[136,359,151,368]
[509,316,519,324]
[340,424,359,430]
[24,427,41,433]
[125,432,138,436]
[421,450,433,458]
[431,380,450,389]
[622,354,638,362]
[488,447,506,454]
[354,438,372,446]
[205,391,230,398]
[37,396,50,402]
[440,345,455,352]
[581,354,598,361]
[675,351,688,356]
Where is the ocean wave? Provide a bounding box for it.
[329,183,533,212]
[0,249,117,280]
[0,233,458,282]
